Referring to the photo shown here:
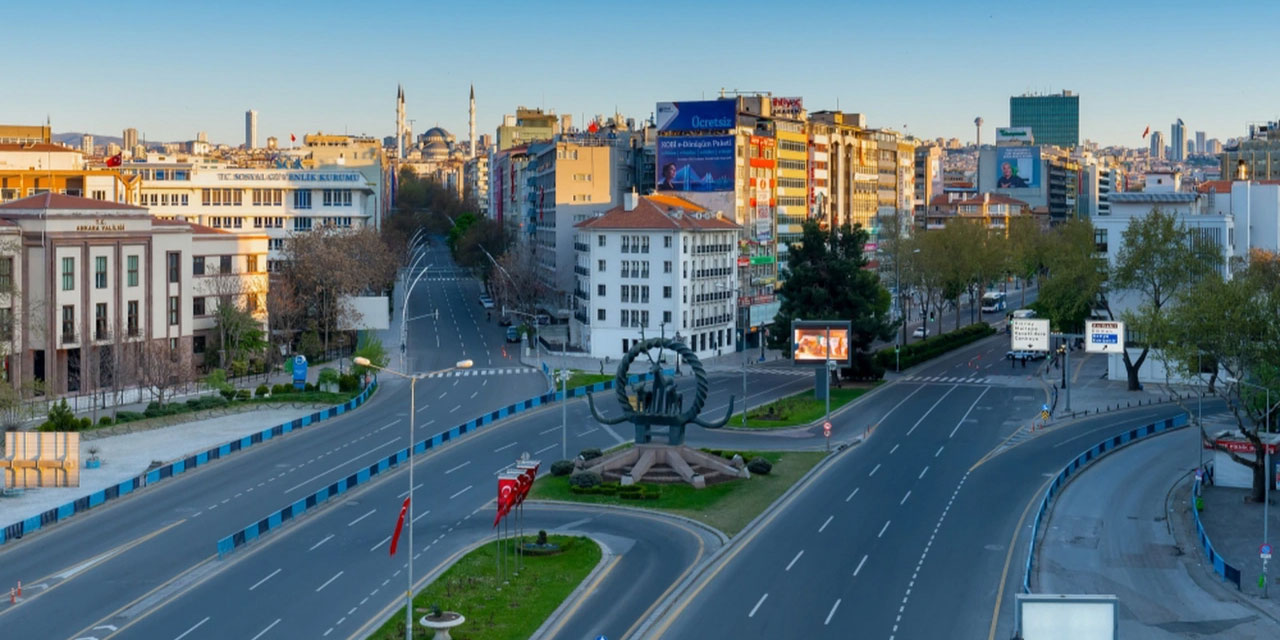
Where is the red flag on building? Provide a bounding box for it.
[538,187,545,222]
[587,121,599,134]
[290,133,297,143]
[1141,126,1150,139]
[494,476,517,527]
[388,497,410,556]
[105,153,122,168]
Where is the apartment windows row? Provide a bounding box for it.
[618,309,650,328]
[322,189,352,207]
[202,188,243,206]
[619,260,650,279]
[620,285,650,304]
[620,235,651,254]
[254,216,284,229]
[253,188,283,206]
[142,193,190,207]
[132,169,189,181]
[192,293,262,317]
[58,300,143,343]
[193,254,260,276]
[59,255,141,291]
[777,177,805,190]
[778,159,805,172]
[777,196,806,208]
[778,139,807,153]
[209,216,243,229]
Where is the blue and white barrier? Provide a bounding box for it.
[0,381,378,546]
[1022,412,1189,593]
[1191,475,1242,589]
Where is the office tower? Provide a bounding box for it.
[1150,131,1165,160]
[1171,118,1186,162]
[1009,91,1079,148]
[469,85,476,159]
[1195,130,1206,155]
[245,109,258,149]
[123,128,138,150]
[81,134,94,155]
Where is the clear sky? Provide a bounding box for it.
[4,0,1276,148]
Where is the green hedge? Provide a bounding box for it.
[569,482,661,500]
[875,323,997,371]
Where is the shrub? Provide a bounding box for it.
[114,411,145,423]
[272,384,291,395]
[338,373,360,393]
[79,417,92,430]
[747,457,773,475]
[40,399,79,431]
[219,388,237,401]
[235,389,251,401]
[579,448,602,461]
[874,322,996,372]
[550,460,574,476]
[255,384,270,398]
[98,416,113,426]
[317,368,340,387]
[304,382,317,393]
[568,472,602,489]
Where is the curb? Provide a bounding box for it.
[629,436,861,639]
[523,499,730,546]
[527,533,614,640]
[720,380,896,437]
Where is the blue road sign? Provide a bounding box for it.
[1042,403,1050,412]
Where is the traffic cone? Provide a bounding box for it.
[8,588,13,604]
[14,581,19,597]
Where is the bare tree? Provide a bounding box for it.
[131,339,195,407]
[488,244,549,322]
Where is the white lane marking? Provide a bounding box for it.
[249,568,281,591]
[539,426,559,435]
[449,485,472,500]
[890,444,900,454]
[494,442,518,452]
[284,438,401,493]
[853,554,868,576]
[824,598,842,625]
[309,534,334,551]
[55,547,129,580]
[534,443,557,455]
[445,461,471,474]
[919,466,929,479]
[845,487,859,502]
[173,616,211,640]
[878,520,891,538]
[397,483,424,498]
[348,509,376,527]
[748,593,768,618]
[249,618,282,640]
[935,445,945,457]
[412,509,431,523]
[869,463,881,477]
[785,550,804,571]
[370,536,392,552]
[470,391,478,398]
[900,490,912,505]
[905,386,958,436]
[818,515,834,533]
[439,392,448,399]
[316,570,344,592]
[450,405,461,413]
[578,427,599,437]
[949,387,991,438]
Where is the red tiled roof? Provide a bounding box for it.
[576,195,739,231]
[0,142,80,153]
[0,192,144,211]
[151,218,188,226]
[187,222,228,234]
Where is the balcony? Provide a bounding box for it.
[694,290,734,303]
[573,288,588,301]
[574,264,590,276]
[693,314,733,328]
[574,309,590,325]
[694,244,733,255]
[574,242,589,252]
[694,267,733,279]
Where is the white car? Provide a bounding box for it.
[912,326,928,339]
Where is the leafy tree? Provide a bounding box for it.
[351,331,388,376]
[768,220,894,377]
[446,212,478,252]
[1161,250,1280,502]
[1006,216,1047,309]
[40,398,79,431]
[202,266,268,370]
[1036,219,1106,333]
[1108,209,1222,390]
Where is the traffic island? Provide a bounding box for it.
[729,387,870,429]
[531,449,825,536]
[365,535,600,640]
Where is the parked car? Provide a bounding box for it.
[479,295,495,309]
[1005,350,1047,361]
[912,326,928,339]
[505,326,522,343]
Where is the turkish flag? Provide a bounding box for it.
[1141,126,1150,139]
[290,133,296,143]
[389,497,410,556]
[587,121,599,134]
[494,476,517,527]
[514,473,531,506]
[106,153,122,168]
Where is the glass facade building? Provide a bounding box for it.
[1009,92,1079,148]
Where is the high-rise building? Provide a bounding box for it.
[1009,91,1079,148]
[496,107,558,151]
[245,110,258,149]
[1220,121,1280,180]
[81,134,94,155]
[1195,131,1206,155]
[0,125,51,144]
[770,97,808,274]
[1150,131,1165,160]
[1208,138,1222,155]
[469,85,477,159]
[1171,119,1186,162]
[122,128,138,151]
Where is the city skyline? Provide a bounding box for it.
[4,0,1278,148]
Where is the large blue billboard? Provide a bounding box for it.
[995,146,1041,189]
[656,136,735,193]
[656,100,736,133]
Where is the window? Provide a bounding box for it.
[597,284,606,296]
[219,255,232,274]
[322,189,352,207]
[193,296,206,316]
[294,190,312,209]
[62,257,75,291]
[293,217,313,232]
[61,305,75,343]
[641,286,650,303]
[664,236,672,248]
[127,301,139,337]
[91,189,107,201]
[94,256,107,289]
[193,335,206,354]
[95,303,108,339]
[0,307,11,340]
[193,256,205,276]
[0,258,11,292]
[127,255,139,286]
[248,293,261,313]
[597,309,606,321]
[621,236,630,253]
[641,310,650,327]
[167,252,180,283]
[641,237,650,253]
[621,287,630,303]
[247,255,259,273]
[597,235,606,247]
[597,259,606,272]
[663,286,672,299]
[269,238,285,251]
[663,310,672,323]
[253,188,283,206]
[168,296,179,326]
[664,260,672,274]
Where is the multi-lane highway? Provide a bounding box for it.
[0,238,827,639]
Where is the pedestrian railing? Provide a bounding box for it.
[1191,475,1242,589]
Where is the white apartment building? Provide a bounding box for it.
[122,159,378,268]
[573,193,738,361]
[0,193,267,395]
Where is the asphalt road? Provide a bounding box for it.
[645,332,1202,640]
[0,239,826,640]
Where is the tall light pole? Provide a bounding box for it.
[400,260,434,372]
[354,356,472,640]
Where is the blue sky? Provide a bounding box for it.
[4,0,1276,148]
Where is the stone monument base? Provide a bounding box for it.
[580,444,747,489]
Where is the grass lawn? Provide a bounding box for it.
[563,372,613,390]
[365,534,600,640]
[529,450,827,536]
[731,386,870,428]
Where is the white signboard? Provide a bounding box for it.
[1016,594,1117,640]
[1085,320,1125,354]
[1011,318,1051,352]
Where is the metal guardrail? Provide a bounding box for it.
[1192,475,1243,589]
[1022,412,1189,593]
[0,381,379,546]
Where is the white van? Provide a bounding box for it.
[1011,309,1037,319]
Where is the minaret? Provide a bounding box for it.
[396,85,406,160]
[469,84,477,159]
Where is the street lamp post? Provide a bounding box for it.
[353,356,473,640]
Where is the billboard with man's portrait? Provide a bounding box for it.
[656,136,735,193]
[995,146,1041,190]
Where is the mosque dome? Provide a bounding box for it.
[420,126,454,161]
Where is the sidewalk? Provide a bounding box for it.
[1035,427,1280,637]
[1199,480,1280,599]
[1039,349,1197,419]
